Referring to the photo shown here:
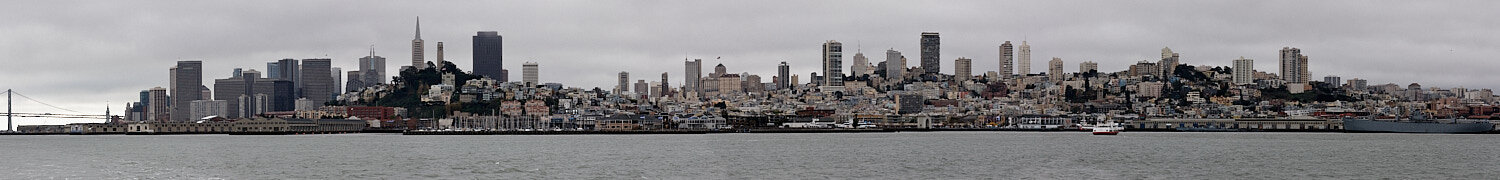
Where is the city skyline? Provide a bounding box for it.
[4,0,1500,126]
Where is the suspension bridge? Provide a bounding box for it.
[3,89,115,132]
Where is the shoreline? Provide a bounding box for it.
[5,128,1494,135]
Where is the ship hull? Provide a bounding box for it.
[1342,119,1494,133]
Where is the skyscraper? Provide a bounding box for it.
[634,80,649,97]
[266,62,280,79]
[147,87,169,122]
[1018,41,1031,75]
[274,59,300,96]
[473,31,504,79]
[216,69,296,118]
[999,41,1014,77]
[1048,57,1064,82]
[661,72,670,97]
[954,57,971,82]
[522,62,538,86]
[920,32,940,75]
[617,71,630,94]
[358,53,386,86]
[851,52,868,78]
[885,49,904,80]
[346,71,363,92]
[777,62,790,89]
[822,40,844,86]
[170,61,202,122]
[300,59,334,104]
[411,17,426,69]
[685,59,702,94]
[1233,57,1254,85]
[330,67,341,95]
[1280,47,1309,84]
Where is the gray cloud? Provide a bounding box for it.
[2,0,1497,125]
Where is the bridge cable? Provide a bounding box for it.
[9,91,86,113]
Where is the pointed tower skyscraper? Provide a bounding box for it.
[410,17,426,69]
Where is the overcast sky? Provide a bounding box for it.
[2,0,1498,126]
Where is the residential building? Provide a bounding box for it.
[920,32,940,75]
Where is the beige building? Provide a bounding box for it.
[1048,57,1064,82]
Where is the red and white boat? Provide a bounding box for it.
[1092,123,1121,135]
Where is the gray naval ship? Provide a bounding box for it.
[1343,113,1495,133]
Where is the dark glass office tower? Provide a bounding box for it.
[473,31,504,79]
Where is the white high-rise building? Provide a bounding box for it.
[1233,57,1254,85]
[1281,47,1309,84]
[1018,41,1031,75]
[822,40,844,86]
[522,62,539,87]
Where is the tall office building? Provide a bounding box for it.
[522,62,538,86]
[435,42,445,70]
[1048,57,1064,82]
[851,52,869,77]
[346,71,363,92]
[661,72,670,97]
[266,62,280,79]
[300,59,334,104]
[358,53,386,86]
[1233,57,1254,85]
[330,67,341,95]
[1080,61,1098,74]
[822,40,844,86]
[170,61,202,122]
[777,62,790,89]
[634,80,649,97]
[685,59,702,94]
[954,58,972,82]
[920,32,940,75]
[473,31,504,79]
[273,59,300,96]
[1280,47,1310,84]
[999,41,1014,77]
[189,100,227,120]
[1018,41,1031,75]
[617,71,630,93]
[411,17,426,69]
[885,49,904,80]
[147,87,169,122]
